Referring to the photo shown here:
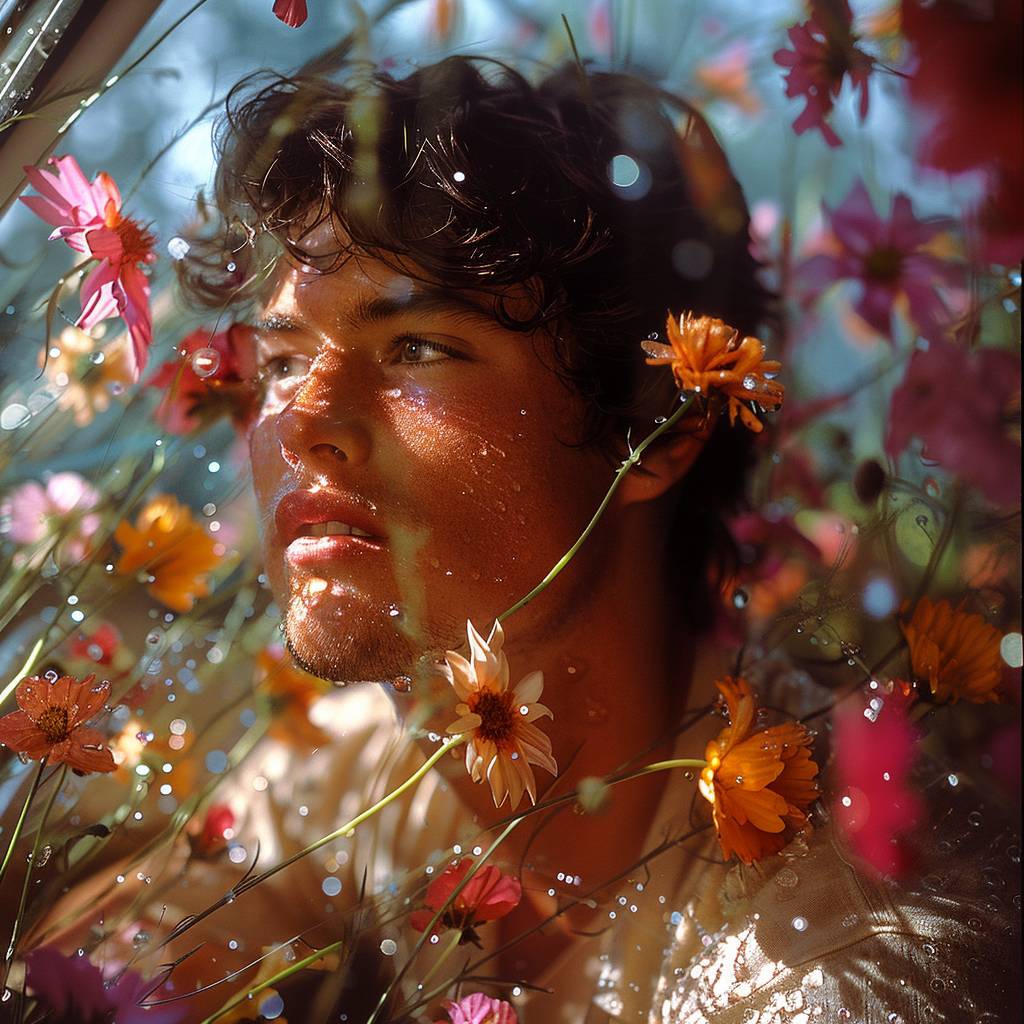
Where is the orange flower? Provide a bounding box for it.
[0,674,116,774]
[901,597,1003,704]
[443,620,557,809]
[698,676,818,864]
[255,645,331,750]
[114,495,222,612]
[642,312,784,432]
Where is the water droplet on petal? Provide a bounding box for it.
[191,347,221,378]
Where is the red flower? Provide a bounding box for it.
[147,324,256,434]
[886,339,1021,506]
[438,992,518,1024]
[409,858,521,945]
[68,622,122,667]
[834,688,923,877]
[20,155,156,378]
[188,803,236,859]
[773,0,872,147]
[273,0,308,27]
[799,181,959,343]
[0,674,116,774]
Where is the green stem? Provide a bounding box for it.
[416,928,464,991]
[0,760,46,888]
[0,636,45,711]
[199,939,345,1024]
[5,765,67,965]
[498,396,693,622]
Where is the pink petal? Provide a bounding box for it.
[118,263,153,378]
[852,282,896,339]
[77,261,121,331]
[46,472,99,516]
[830,182,882,255]
[19,194,72,229]
[3,481,50,543]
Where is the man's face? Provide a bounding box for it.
[249,248,612,687]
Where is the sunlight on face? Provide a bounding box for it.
[248,250,611,689]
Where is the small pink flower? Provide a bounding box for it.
[1,472,101,563]
[439,992,518,1024]
[147,324,256,434]
[410,858,521,945]
[189,803,236,859]
[833,688,923,877]
[21,155,156,378]
[273,0,308,27]
[886,338,1021,506]
[773,0,872,147]
[798,181,959,343]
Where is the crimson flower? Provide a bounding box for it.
[410,858,521,946]
[773,0,872,147]
[68,622,122,667]
[886,339,1021,506]
[273,0,308,27]
[147,324,256,434]
[799,181,959,343]
[20,155,156,378]
[188,803,236,859]
[0,674,116,774]
[833,688,923,877]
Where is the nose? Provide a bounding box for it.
[274,353,373,476]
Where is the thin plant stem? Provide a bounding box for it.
[498,396,693,622]
[0,759,46,888]
[0,636,44,710]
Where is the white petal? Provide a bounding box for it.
[513,670,544,705]
[446,712,482,735]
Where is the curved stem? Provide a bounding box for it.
[0,759,46,888]
[498,395,693,622]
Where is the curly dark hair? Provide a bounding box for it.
[179,55,776,630]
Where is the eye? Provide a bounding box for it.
[258,354,309,385]
[394,336,461,365]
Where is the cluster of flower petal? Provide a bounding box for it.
[0,471,101,566]
[900,597,1003,704]
[114,494,222,612]
[641,312,784,433]
[443,620,558,809]
[799,181,959,344]
[0,674,116,774]
[698,676,819,864]
[20,155,156,377]
[772,0,872,147]
[42,325,134,426]
[410,857,521,946]
[437,992,518,1024]
[23,946,184,1024]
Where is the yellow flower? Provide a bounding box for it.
[901,597,1003,704]
[114,495,222,612]
[256,644,331,751]
[42,325,133,426]
[698,676,819,864]
[443,620,558,809]
[642,312,784,432]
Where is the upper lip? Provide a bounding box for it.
[275,489,386,546]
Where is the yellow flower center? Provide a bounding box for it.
[471,690,516,746]
[36,706,69,743]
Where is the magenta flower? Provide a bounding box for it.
[798,182,959,343]
[773,0,872,147]
[1,471,101,564]
[273,0,308,27]
[886,338,1021,506]
[20,155,156,378]
[25,946,186,1024]
[833,689,923,877]
[439,992,518,1024]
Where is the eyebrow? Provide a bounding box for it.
[251,286,498,336]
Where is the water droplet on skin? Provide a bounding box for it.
[191,347,220,378]
[391,676,412,693]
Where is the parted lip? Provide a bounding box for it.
[274,488,386,547]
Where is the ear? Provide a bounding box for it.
[615,412,717,507]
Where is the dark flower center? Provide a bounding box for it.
[471,690,516,745]
[36,706,69,743]
[116,217,156,264]
[863,245,904,282]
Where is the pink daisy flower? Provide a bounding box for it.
[773,0,872,147]
[1,471,101,564]
[20,155,157,378]
[438,992,518,1024]
[798,181,960,343]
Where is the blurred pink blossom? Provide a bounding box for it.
[273,0,308,27]
[834,689,923,877]
[439,992,518,1024]
[20,156,156,377]
[773,0,872,147]
[1,472,101,563]
[799,181,959,343]
[886,338,1021,506]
